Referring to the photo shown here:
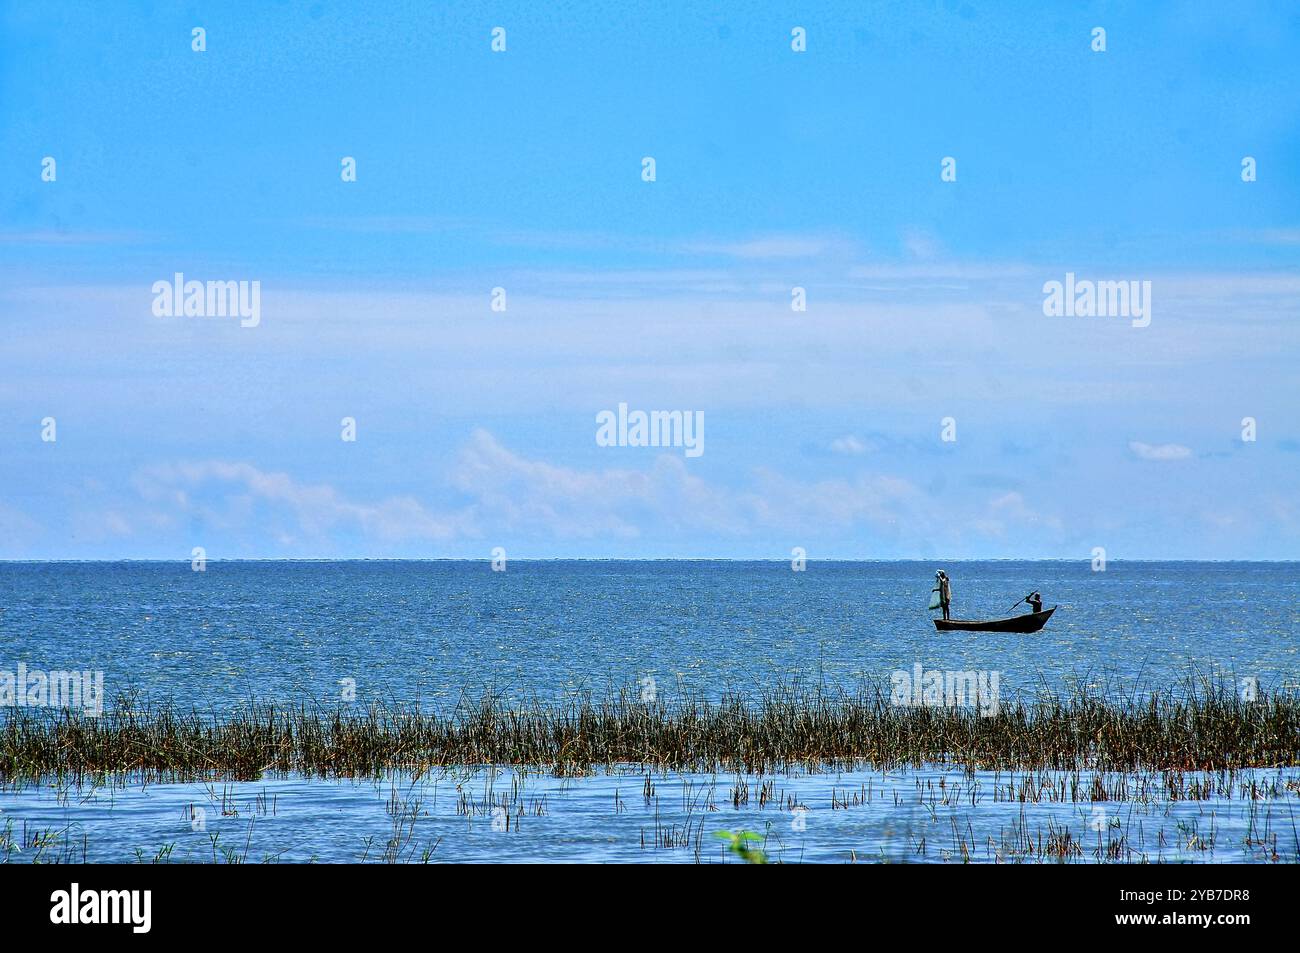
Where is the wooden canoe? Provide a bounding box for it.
[934,607,1056,633]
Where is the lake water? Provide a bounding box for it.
[1,560,1297,710]
[2,561,1297,863]
[5,764,1298,864]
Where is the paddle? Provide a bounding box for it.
[1008,596,1027,612]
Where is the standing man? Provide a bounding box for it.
[1025,591,1043,613]
[938,570,952,621]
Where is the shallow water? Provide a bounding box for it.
[4,765,1297,864]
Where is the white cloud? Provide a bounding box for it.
[115,433,946,549]
[0,229,147,244]
[134,461,466,543]
[1233,228,1300,246]
[900,227,942,260]
[451,429,744,538]
[5,429,1091,556]
[975,492,1064,538]
[830,435,870,455]
[680,234,855,260]
[742,468,927,535]
[1129,441,1193,461]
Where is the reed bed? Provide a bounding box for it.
[2,677,1298,783]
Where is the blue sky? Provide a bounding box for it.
[1,0,1298,559]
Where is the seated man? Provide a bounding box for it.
[1025,591,1043,613]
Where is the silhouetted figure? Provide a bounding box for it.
[938,570,952,620]
[1025,591,1042,613]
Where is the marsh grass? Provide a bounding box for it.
[2,675,1298,784]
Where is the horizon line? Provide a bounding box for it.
[1,557,1296,564]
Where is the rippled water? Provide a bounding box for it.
[2,561,1297,863]
[1,561,1297,710]
[5,766,1298,864]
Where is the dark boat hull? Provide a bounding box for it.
[934,607,1055,633]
